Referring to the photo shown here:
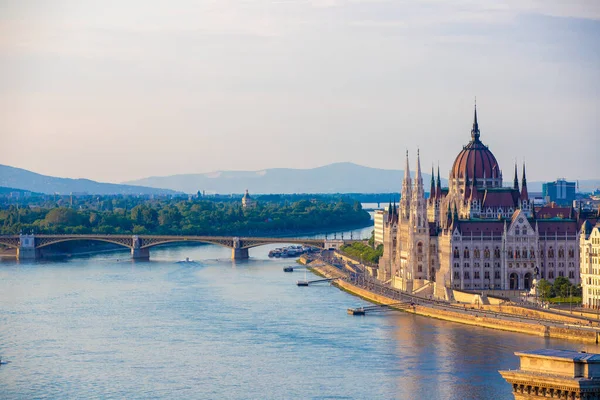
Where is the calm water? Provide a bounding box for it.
[1,227,598,399]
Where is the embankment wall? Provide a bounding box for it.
[311,265,599,343]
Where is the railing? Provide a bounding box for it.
[338,269,600,329]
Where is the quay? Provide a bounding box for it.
[302,256,600,343]
[297,278,337,287]
[347,302,412,315]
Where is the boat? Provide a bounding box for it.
[176,257,195,264]
[296,267,309,286]
[283,266,294,272]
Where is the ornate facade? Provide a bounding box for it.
[378,106,596,295]
[580,221,600,308]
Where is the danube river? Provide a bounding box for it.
[1,225,598,399]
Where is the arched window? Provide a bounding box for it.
[474,248,480,258]
[474,271,480,279]
[522,228,527,235]
[548,247,554,258]
[508,247,513,259]
[474,263,480,269]
[418,265,423,273]
[454,263,460,269]
[454,247,460,258]
[454,271,460,279]
[515,227,520,235]
[484,248,490,259]
[568,248,575,258]
[549,270,554,279]
[515,248,521,259]
[464,271,470,279]
[530,248,535,258]
[417,242,423,254]
[559,248,565,258]
[494,247,501,258]
[464,247,470,258]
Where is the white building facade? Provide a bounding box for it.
[581,222,600,308]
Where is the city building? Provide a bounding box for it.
[580,221,600,308]
[543,179,576,206]
[377,105,598,296]
[374,209,385,247]
[241,189,255,208]
[500,349,600,399]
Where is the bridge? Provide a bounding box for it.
[0,234,360,260]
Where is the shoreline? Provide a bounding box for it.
[308,263,600,344]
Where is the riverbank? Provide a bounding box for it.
[308,263,600,344]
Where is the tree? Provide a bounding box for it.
[537,279,553,301]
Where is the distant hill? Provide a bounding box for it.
[125,162,600,195]
[0,165,180,195]
[125,162,444,194]
[0,186,41,195]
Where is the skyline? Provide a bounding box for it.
[1,0,599,183]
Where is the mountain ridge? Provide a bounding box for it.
[124,162,600,194]
[0,164,180,195]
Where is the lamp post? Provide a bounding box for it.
[569,285,572,314]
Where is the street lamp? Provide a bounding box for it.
[569,285,572,314]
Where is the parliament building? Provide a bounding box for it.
[378,106,597,297]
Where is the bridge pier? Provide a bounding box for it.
[17,247,40,260]
[17,234,39,260]
[232,247,249,260]
[131,247,150,260]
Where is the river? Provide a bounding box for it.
[1,224,598,399]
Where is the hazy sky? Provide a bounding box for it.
[1,0,599,183]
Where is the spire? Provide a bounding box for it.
[513,163,519,190]
[471,98,480,142]
[436,165,442,199]
[452,201,459,226]
[415,149,422,184]
[520,163,528,201]
[404,150,411,182]
[400,151,412,220]
[430,165,435,200]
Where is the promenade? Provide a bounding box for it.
[305,254,600,343]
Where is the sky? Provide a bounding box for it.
[1,0,599,183]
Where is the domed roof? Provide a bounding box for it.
[451,107,500,180]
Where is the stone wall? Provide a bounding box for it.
[311,264,599,344]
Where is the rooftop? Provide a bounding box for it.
[516,349,600,363]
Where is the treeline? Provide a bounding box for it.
[340,241,384,264]
[0,198,371,236]
[537,277,582,299]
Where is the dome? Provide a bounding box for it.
[450,107,501,181]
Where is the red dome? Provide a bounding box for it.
[451,107,501,180]
[451,141,500,180]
